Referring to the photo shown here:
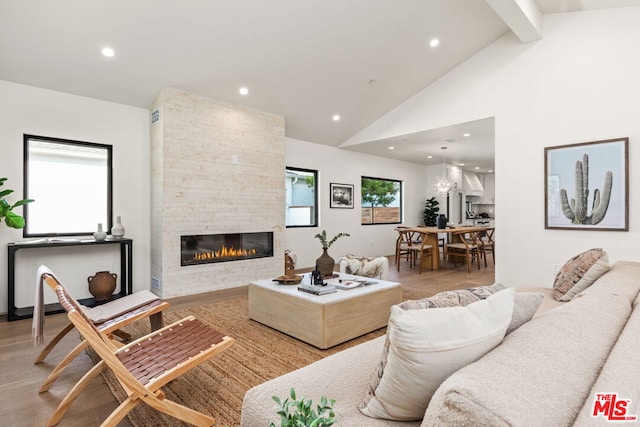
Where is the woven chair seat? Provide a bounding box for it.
[117,318,226,385]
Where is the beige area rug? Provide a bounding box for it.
[100,288,447,426]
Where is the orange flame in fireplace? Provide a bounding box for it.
[193,245,257,261]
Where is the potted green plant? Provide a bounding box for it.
[0,177,34,229]
[314,230,350,277]
[270,388,336,427]
[423,196,440,226]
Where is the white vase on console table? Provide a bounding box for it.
[93,223,106,241]
[111,216,125,239]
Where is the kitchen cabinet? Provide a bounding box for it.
[483,174,495,204]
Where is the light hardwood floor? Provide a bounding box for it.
[0,257,493,426]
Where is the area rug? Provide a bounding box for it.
[100,287,446,426]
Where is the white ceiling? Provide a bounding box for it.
[346,117,497,173]
[2,0,640,171]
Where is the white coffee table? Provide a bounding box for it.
[249,273,402,349]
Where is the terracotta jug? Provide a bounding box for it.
[87,271,117,301]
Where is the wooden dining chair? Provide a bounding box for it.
[480,227,495,265]
[34,266,170,393]
[445,230,486,272]
[413,236,434,274]
[394,227,419,271]
[41,270,235,427]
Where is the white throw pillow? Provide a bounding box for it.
[358,287,515,421]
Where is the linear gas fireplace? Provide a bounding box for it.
[181,232,274,266]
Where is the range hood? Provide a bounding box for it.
[463,172,484,196]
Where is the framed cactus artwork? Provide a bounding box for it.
[545,137,628,231]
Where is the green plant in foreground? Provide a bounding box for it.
[314,230,350,251]
[270,388,336,427]
[0,177,34,229]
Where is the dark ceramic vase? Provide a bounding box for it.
[87,271,117,301]
[315,249,335,277]
[437,214,448,229]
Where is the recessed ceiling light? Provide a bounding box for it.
[459,163,465,166]
[101,47,115,57]
[463,133,471,137]
[388,146,395,150]
[429,38,440,48]
[475,166,480,170]
[332,114,341,121]
[239,87,249,96]
[488,170,494,173]
[427,155,433,159]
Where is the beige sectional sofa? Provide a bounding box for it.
[240,261,640,426]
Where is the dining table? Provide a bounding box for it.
[404,226,489,270]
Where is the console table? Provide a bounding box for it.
[7,238,133,321]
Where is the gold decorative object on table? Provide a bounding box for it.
[274,250,303,284]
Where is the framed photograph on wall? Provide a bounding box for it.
[545,137,628,231]
[330,183,354,209]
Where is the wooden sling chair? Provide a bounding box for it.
[34,265,170,393]
[42,271,235,427]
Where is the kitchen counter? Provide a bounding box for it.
[464,218,493,226]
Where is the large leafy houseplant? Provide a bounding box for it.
[270,388,336,427]
[422,196,440,226]
[0,177,34,229]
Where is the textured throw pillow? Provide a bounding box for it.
[358,287,515,421]
[399,282,505,309]
[553,248,610,302]
[507,292,544,335]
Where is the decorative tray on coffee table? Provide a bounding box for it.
[273,275,303,285]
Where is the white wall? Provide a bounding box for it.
[344,7,640,287]
[285,137,426,269]
[0,81,150,312]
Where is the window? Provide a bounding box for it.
[361,176,402,225]
[23,135,112,237]
[286,167,318,227]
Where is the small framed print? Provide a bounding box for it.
[330,183,354,209]
[545,137,628,231]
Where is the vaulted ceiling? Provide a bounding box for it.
[2,0,639,170]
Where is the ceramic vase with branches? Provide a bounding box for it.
[314,230,350,277]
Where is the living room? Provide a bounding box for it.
[2,1,640,425]
[3,3,640,303]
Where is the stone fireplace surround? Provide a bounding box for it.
[150,87,285,299]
